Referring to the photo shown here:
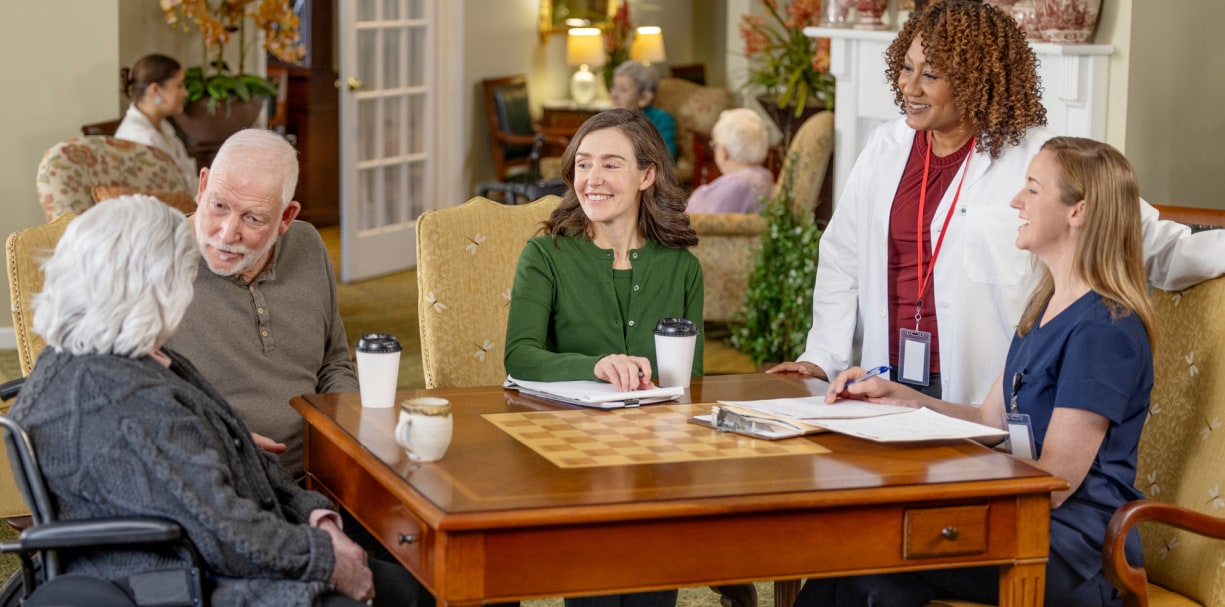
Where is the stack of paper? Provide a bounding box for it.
[695,396,1006,443]
[503,376,684,409]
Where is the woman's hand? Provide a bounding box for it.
[595,354,655,391]
[250,432,287,454]
[825,366,922,407]
[766,361,828,379]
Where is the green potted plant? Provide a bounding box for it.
[161,0,305,144]
[729,158,823,365]
[739,0,836,141]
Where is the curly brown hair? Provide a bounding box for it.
[542,108,698,248]
[884,0,1046,159]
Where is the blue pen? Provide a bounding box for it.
[846,365,891,386]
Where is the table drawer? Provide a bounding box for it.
[903,505,988,559]
[367,504,430,573]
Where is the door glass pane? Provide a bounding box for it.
[358,29,377,89]
[407,26,425,87]
[383,0,400,21]
[407,93,424,154]
[358,167,378,231]
[384,164,405,223]
[382,96,403,157]
[406,0,423,19]
[359,98,379,162]
[408,160,426,219]
[383,27,402,90]
[357,0,377,22]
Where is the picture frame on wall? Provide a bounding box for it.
[539,0,617,42]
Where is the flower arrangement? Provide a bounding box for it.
[739,0,835,115]
[601,0,633,92]
[161,0,306,113]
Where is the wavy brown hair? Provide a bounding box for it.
[542,108,697,248]
[1016,137,1155,348]
[884,0,1046,159]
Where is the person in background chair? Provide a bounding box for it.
[803,137,1153,607]
[115,53,198,194]
[686,108,773,213]
[166,129,356,478]
[769,0,1225,406]
[610,61,677,160]
[10,195,423,606]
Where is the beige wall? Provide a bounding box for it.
[0,1,120,336]
[1124,1,1225,208]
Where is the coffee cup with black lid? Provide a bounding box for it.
[654,318,698,388]
[355,333,401,408]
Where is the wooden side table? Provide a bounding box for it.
[540,99,610,137]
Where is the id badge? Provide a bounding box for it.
[897,329,931,387]
[1005,412,1037,460]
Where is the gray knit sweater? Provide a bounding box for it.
[11,348,337,606]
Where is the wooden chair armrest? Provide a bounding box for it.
[1152,204,1225,229]
[534,126,571,148]
[493,131,540,147]
[1104,499,1225,607]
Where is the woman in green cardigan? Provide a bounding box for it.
[505,107,703,394]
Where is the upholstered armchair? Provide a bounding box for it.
[415,196,562,389]
[36,136,192,222]
[654,77,734,186]
[688,111,834,323]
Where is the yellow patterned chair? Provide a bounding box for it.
[415,195,562,389]
[689,111,834,323]
[654,77,735,186]
[2,212,76,520]
[1100,274,1225,607]
[36,136,191,222]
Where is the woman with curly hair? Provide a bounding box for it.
[505,108,703,398]
[770,0,1221,405]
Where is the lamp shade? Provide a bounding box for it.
[566,28,606,67]
[630,26,666,64]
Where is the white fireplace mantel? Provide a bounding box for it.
[804,26,1113,203]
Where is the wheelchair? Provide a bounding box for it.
[0,378,207,606]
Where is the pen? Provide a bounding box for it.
[846,365,891,386]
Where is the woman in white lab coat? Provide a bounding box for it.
[115,53,199,195]
[768,0,1221,405]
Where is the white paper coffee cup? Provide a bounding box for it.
[654,318,698,388]
[356,333,401,408]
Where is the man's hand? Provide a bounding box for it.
[595,354,654,391]
[251,432,287,454]
[319,519,374,601]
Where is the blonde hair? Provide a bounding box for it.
[1016,137,1155,347]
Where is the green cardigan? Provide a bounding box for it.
[504,234,704,381]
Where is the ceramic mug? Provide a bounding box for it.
[395,397,453,462]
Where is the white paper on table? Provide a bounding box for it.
[814,407,1008,442]
[503,376,683,409]
[717,395,915,420]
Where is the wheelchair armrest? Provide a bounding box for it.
[1103,499,1225,606]
[6,517,183,552]
[0,377,25,401]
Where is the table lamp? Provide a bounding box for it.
[567,27,604,105]
[630,26,666,65]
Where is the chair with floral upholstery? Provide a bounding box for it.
[688,111,834,323]
[654,77,735,186]
[415,195,562,389]
[35,136,192,222]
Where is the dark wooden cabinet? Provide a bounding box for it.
[272,0,339,227]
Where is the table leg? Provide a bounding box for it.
[773,580,801,607]
[998,560,1045,607]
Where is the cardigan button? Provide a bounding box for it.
[633,285,640,292]
[628,320,636,327]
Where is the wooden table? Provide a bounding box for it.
[292,374,1065,607]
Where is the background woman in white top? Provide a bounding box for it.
[115,53,198,194]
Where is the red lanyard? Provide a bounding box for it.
[914,135,974,326]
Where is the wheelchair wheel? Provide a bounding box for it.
[0,570,24,607]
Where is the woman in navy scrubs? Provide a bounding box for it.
[803,137,1156,607]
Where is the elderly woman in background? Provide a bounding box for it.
[804,137,1155,605]
[686,108,773,213]
[610,61,677,160]
[9,196,425,607]
[115,53,198,194]
[769,0,1224,405]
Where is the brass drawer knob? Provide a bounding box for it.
[941,527,959,541]
[398,533,417,545]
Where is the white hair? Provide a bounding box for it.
[33,195,200,358]
[209,129,299,209]
[711,108,769,164]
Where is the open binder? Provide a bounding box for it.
[503,376,684,409]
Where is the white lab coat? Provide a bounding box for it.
[800,118,1223,405]
[114,103,199,196]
